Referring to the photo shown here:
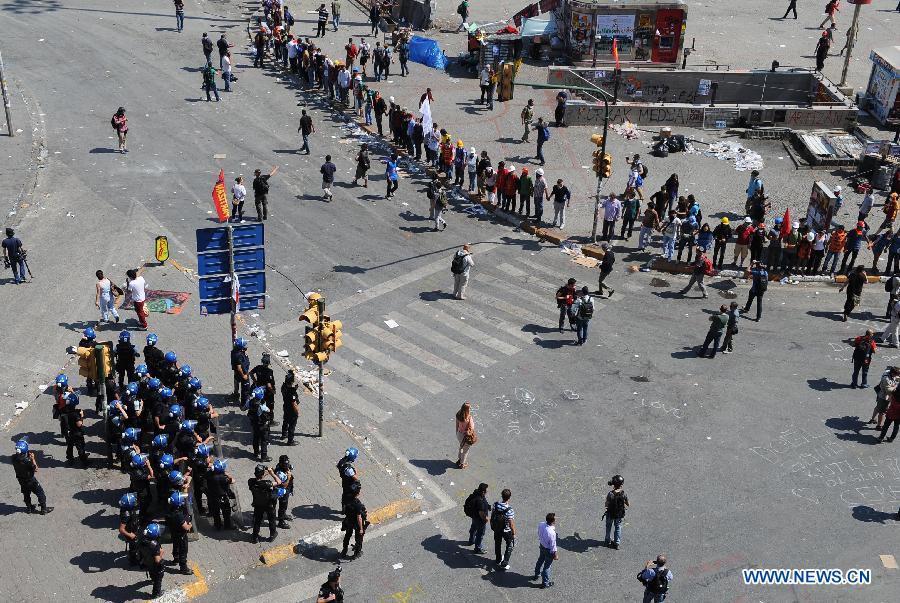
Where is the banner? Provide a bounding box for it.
[211,169,230,223]
[154,236,169,263]
[420,98,433,138]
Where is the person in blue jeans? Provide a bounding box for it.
[570,287,593,345]
[639,555,673,602]
[2,227,28,284]
[741,261,768,321]
[174,0,185,32]
[604,475,628,548]
[534,117,548,166]
[466,483,490,553]
[533,513,558,588]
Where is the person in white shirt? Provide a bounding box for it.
[231,176,247,222]
[533,513,558,588]
[125,269,148,330]
[451,244,475,300]
[222,51,233,92]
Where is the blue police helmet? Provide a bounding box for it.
[252,386,265,400]
[168,470,185,486]
[188,377,202,391]
[84,327,96,340]
[159,453,174,469]
[180,420,197,433]
[168,491,188,507]
[194,396,209,411]
[345,447,359,462]
[119,492,137,509]
[123,427,141,443]
[148,377,161,389]
[275,470,288,482]
[774,216,783,224]
[275,487,287,499]
[164,351,177,363]
[212,459,227,473]
[15,440,28,454]
[131,452,147,467]
[146,333,158,346]
[195,444,210,457]
[55,373,68,387]
[168,404,183,419]
[235,337,248,350]
[152,434,169,450]
[119,330,131,342]
[144,522,162,539]
[180,365,192,378]
[135,364,148,376]
[66,392,80,407]
[126,382,139,396]
[160,388,174,399]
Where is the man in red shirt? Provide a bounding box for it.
[345,38,358,70]
[733,217,754,267]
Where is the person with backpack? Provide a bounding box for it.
[849,329,877,389]
[397,38,410,76]
[604,474,628,549]
[451,245,474,300]
[491,488,516,570]
[533,512,558,588]
[138,523,165,598]
[111,107,128,153]
[556,278,578,333]
[680,250,712,298]
[570,287,594,345]
[741,260,768,321]
[839,264,867,322]
[638,555,673,602]
[465,483,491,553]
[819,0,840,29]
[320,155,337,202]
[456,0,469,32]
[202,61,220,102]
[248,463,283,543]
[870,366,900,430]
[535,117,550,166]
[253,166,278,221]
[433,183,449,232]
[699,305,729,358]
[596,243,615,298]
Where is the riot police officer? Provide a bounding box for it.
[159,351,180,388]
[118,492,141,565]
[254,399,273,462]
[78,328,98,394]
[138,522,165,598]
[317,566,344,603]
[337,447,359,513]
[156,453,175,504]
[231,337,251,404]
[281,370,300,445]
[147,378,165,434]
[250,352,278,425]
[174,419,202,459]
[275,455,294,529]
[191,444,212,515]
[207,459,235,530]
[166,491,193,574]
[163,398,183,443]
[183,377,203,419]
[62,393,89,467]
[114,330,140,387]
[193,395,217,441]
[340,481,367,560]
[246,387,266,461]
[142,333,164,377]
[174,365,193,407]
[129,451,155,521]
[117,426,140,471]
[53,373,72,439]
[248,464,283,543]
[121,381,140,429]
[11,440,53,514]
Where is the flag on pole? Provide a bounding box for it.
[419,98,433,137]
[612,38,620,70]
[211,169,230,223]
[230,272,240,308]
[780,207,791,240]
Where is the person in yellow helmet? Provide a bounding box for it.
[712,217,733,269]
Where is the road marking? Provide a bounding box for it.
[408,300,522,353]
[327,355,422,408]
[358,322,470,381]
[324,380,393,422]
[183,562,209,599]
[881,554,898,569]
[385,312,496,367]
[342,334,444,394]
[472,272,552,313]
[494,262,559,291]
[463,282,548,325]
[514,255,581,281]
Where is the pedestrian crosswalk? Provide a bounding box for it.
[292,252,599,423]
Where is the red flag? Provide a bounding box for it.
[612,38,620,70]
[230,272,240,308]
[211,169,230,223]
[780,207,791,239]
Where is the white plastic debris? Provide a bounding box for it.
[703,140,764,172]
[384,319,399,329]
[392,563,404,570]
[276,350,290,357]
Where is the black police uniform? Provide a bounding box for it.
[166,503,191,573]
[251,405,272,461]
[63,407,89,466]
[195,406,212,441]
[150,397,167,435]
[12,451,48,512]
[318,580,344,602]
[119,506,141,565]
[129,461,153,521]
[248,477,278,542]
[341,494,367,558]
[122,392,139,429]
[106,410,124,468]
[275,457,293,528]
[337,458,357,512]
[175,376,192,409]
[250,363,277,423]
[78,336,97,393]
[174,429,198,459]
[114,341,139,386]
[143,344,164,377]
[137,533,164,597]
[281,378,299,444]
[191,455,210,514]
[207,472,234,530]
[54,386,69,439]
[159,361,179,389]
[231,347,250,402]
[155,467,172,507]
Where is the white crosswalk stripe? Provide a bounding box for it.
[357,322,470,381]
[408,300,523,352]
[340,334,445,394]
[384,313,497,368]
[461,282,548,325]
[327,355,422,408]
[472,272,552,314]
[324,380,393,423]
[493,262,559,292]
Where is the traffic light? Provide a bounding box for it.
[322,320,343,352]
[77,346,97,380]
[304,326,328,364]
[600,153,613,178]
[299,293,322,325]
[590,133,604,146]
[592,150,603,175]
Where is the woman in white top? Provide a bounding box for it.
[95,270,120,323]
[231,176,247,222]
[466,147,478,193]
[222,50,233,92]
[455,401,476,469]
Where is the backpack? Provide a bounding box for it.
[608,490,626,518]
[542,126,551,141]
[641,163,649,178]
[702,256,714,276]
[110,116,117,129]
[457,2,466,16]
[137,536,158,569]
[640,567,669,594]
[489,504,506,532]
[437,190,448,209]
[463,492,479,518]
[756,272,768,292]
[451,253,467,274]
[578,298,594,319]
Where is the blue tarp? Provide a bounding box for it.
[408,35,448,70]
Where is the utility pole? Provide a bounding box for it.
[0,50,13,137]
[838,1,864,89]
[226,224,237,344]
[316,296,325,437]
[299,293,343,438]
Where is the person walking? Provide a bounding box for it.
[316,4,328,38]
[839,265,867,322]
[456,0,470,32]
[680,251,712,298]
[870,366,900,429]
[433,183,448,231]
[878,394,900,443]
[814,31,831,72]
[464,483,490,553]
[840,221,871,274]
[535,117,549,166]
[202,32,213,63]
[231,176,246,222]
[781,0,797,19]
[621,193,640,240]
[2,227,27,285]
[819,0,840,29]
[533,168,548,225]
[850,329,877,389]
[253,166,278,221]
[521,99,534,142]
[479,65,491,104]
[451,245,474,300]
[125,269,148,330]
[369,1,380,35]
[174,0,185,32]
[455,402,476,468]
[95,270,121,323]
[397,38,410,76]
[638,203,660,251]
[384,153,400,198]
[298,110,314,154]
[570,287,594,345]
[354,144,371,187]
[332,0,342,31]
[602,194,622,242]
[721,302,740,354]
[202,61,220,102]
[532,513,558,589]
[111,107,129,153]
[604,474,628,549]
[596,243,615,298]
[320,155,336,202]
[551,178,571,229]
[491,488,516,570]
[741,261,768,321]
[639,555,674,603]
[340,482,367,559]
[556,278,577,333]
[699,305,729,358]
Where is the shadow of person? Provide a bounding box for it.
[421,534,489,570]
[90,581,151,603]
[409,458,456,476]
[851,505,898,524]
[70,549,122,573]
[557,531,603,554]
